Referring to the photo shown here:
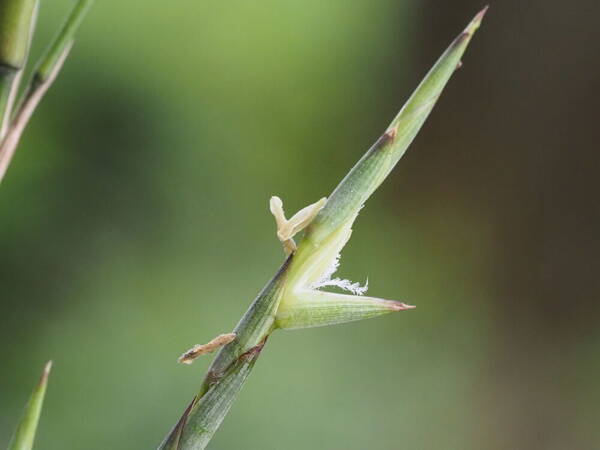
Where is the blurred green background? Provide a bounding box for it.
[1,0,599,449]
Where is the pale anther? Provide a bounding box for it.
[269,196,326,255]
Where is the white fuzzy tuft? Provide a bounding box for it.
[319,252,341,285]
[310,251,369,295]
[315,277,369,295]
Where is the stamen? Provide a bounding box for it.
[269,196,326,255]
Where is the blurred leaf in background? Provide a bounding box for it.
[7,362,51,450]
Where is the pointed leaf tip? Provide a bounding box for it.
[478,5,490,19]
[467,5,489,34]
[41,360,52,382]
[8,361,52,450]
[391,302,416,311]
[378,299,415,312]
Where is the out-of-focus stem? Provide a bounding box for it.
[0,44,71,183]
[0,0,38,138]
[32,0,93,86]
[0,0,93,184]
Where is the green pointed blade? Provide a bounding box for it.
[8,361,52,450]
[277,290,414,330]
[306,7,488,245]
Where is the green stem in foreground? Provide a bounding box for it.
[7,361,52,450]
[160,257,292,449]
[160,8,487,450]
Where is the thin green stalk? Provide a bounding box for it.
[160,8,487,450]
[7,361,52,450]
[0,0,94,184]
[31,0,93,86]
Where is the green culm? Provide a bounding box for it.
[160,7,488,450]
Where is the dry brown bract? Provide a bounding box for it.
[178,333,237,365]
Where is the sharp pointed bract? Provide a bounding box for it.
[277,290,415,330]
